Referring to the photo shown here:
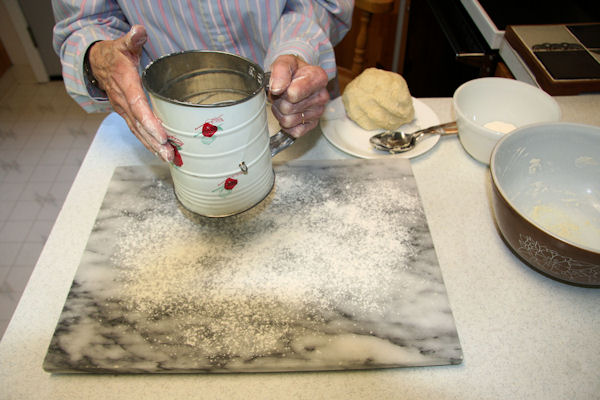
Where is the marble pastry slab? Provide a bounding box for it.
[43,158,463,373]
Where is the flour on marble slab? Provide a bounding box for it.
[110,170,423,356]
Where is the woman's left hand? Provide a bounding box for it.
[268,54,330,138]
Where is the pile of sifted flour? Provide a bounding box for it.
[110,172,421,357]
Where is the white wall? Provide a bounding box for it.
[0,0,28,65]
[0,0,49,81]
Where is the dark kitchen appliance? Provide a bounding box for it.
[475,0,599,30]
[402,0,495,97]
[402,0,600,97]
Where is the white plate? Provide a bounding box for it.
[320,97,441,159]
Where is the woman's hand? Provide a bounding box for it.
[268,55,330,138]
[88,25,173,162]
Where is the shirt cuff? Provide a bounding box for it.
[265,40,320,71]
[82,42,109,101]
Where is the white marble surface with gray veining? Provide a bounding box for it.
[43,158,462,373]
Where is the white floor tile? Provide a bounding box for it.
[10,86,37,103]
[0,85,17,102]
[0,65,105,331]
[0,83,19,101]
[84,113,108,125]
[24,129,54,149]
[19,181,52,202]
[29,164,61,182]
[37,202,61,221]
[0,108,17,123]
[66,101,89,117]
[39,148,69,165]
[64,146,89,166]
[0,182,26,201]
[3,164,35,183]
[36,108,63,124]
[9,200,42,221]
[0,127,18,144]
[25,102,53,120]
[0,148,19,162]
[0,119,13,134]
[4,135,33,152]
[5,266,33,293]
[0,290,19,316]
[0,201,16,221]
[70,133,95,149]
[48,131,76,150]
[34,83,60,98]
[0,266,10,281]
[0,68,18,99]
[9,120,37,137]
[0,244,21,267]
[0,220,33,242]
[25,220,54,243]
[15,147,45,165]
[14,242,44,266]
[48,181,72,204]
[56,164,81,182]
[11,66,37,82]
[0,319,11,340]
[32,118,61,136]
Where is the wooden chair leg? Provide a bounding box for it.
[336,0,395,92]
[351,10,373,76]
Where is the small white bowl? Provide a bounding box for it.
[453,78,561,165]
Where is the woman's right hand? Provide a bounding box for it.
[88,25,173,162]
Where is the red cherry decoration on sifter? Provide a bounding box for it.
[224,178,238,190]
[171,146,183,167]
[202,123,218,137]
[167,136,184,167]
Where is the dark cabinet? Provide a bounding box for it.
[401,0,600,97]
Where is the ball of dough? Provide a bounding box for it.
[342,68,414,131]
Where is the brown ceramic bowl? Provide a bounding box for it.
[490,122,600,287]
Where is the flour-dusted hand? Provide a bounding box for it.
[88,25,173,162]
[269,55,330,138]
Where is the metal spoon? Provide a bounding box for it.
[370,121,458,153]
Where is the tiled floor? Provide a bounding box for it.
[0,65,108,340]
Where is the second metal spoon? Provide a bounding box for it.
[370,121,458,153]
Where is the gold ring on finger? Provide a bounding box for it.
[301,112,305,125]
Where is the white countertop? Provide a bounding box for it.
[1,95,599,399]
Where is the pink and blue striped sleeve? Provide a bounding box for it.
[264,0,354,80]
[52,0,131,113]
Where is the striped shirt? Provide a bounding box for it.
[52,0,354,113]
